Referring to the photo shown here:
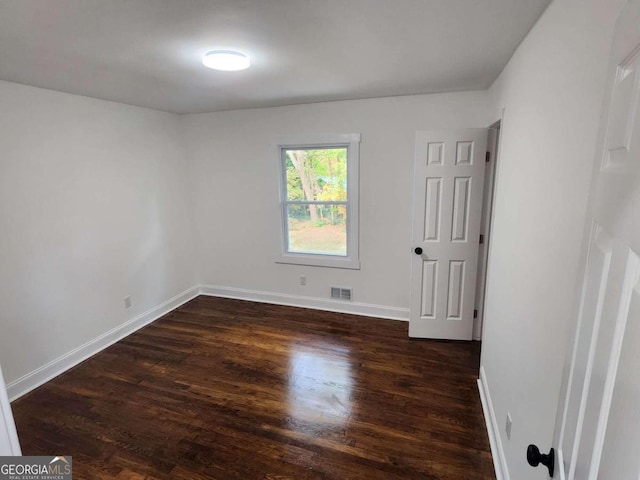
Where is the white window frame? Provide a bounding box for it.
[276,133,360,269]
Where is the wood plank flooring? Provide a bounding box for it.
[12,296,495,479]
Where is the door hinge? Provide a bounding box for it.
[474,309,478,319]
[485,151,491,163]
[479,234,484,244]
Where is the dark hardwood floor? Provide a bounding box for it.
[12,296,495,479]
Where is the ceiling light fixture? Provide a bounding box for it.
[202,50,251,71]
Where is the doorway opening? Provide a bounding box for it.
[473,120,501,341]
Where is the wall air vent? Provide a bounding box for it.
[330,287,352,301]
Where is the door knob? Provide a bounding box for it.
[527,444,555,477]
[414,247,423,255]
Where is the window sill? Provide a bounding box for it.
[276,254,360,270]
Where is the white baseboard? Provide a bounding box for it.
[7,284,407,402]
[7,286,200,402]
[199,285,409,321]
[478,366,509,480]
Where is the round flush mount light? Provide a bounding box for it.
[202,50,250,71]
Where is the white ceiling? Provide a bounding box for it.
[0,0,552,114]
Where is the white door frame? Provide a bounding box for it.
[0,365,21,456]
[473,121,501,341]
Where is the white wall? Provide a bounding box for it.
[0,81,196,390]
[182,92,491,314]
[480,0,626,478]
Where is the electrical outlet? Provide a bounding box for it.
[506,413,512,440]
[124,296,132,309]
[300,276,306,286]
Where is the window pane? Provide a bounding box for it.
[287,204,347,256]
[284,148,347,201]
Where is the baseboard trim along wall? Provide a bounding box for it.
[199,285,410,321]
[6,286,201,402]
[478,366,509,480]
[7,285,409,402]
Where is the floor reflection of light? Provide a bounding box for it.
[287,342,354,434]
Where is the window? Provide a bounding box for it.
[277,133,360,269]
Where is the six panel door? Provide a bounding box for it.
[553,1,640,478]
[409,129,487,340]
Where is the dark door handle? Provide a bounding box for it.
[414,247,423,255]
[527,445,555,477]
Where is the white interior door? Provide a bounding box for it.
[0,365,21,456]
[550,2,640,479]
[409,129,487,340]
